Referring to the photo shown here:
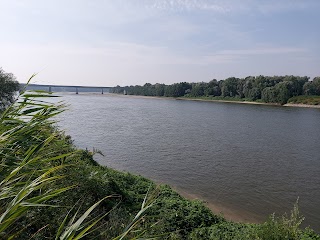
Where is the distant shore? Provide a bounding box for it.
[176,97,278,106]
[179,97,320,109]
[110,93,320,109]
[283,103,320,108]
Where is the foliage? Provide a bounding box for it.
[303,77,320,95]
[221,77,240,97]
[255,201,319,240]
[111,75,318,105]
[189,222,257,240]
[188,201,320,240]
[0,68,20,111]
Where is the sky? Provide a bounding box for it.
[1,0,320,87]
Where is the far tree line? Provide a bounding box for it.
[111,75,320,105]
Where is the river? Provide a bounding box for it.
[56,93,320,231]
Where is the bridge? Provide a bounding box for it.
[20,83,112,94]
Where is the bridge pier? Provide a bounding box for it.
[49,86,52,92]
[76,87,78,94]
[101,88,104,94]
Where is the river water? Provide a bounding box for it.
[56,93,320,231]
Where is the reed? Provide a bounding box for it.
[0,87,155,239]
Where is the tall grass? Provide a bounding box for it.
[0,89,155,239]
[0,89,72,238]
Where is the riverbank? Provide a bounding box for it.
[111,93,320,109]
[180,97,320,109]
[177,96,278,106]
[170,185,262,224]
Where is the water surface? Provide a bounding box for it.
[56,93,320,231]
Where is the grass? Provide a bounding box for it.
[288,95,320,105]
[182,95,252,102]
[181,95,270,104]
[0,87,319,239]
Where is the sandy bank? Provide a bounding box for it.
[170,186,263,224]
[112,94,320,109]
[176,97,278,106]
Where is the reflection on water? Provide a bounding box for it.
[56,93,320,231]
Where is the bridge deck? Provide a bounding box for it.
[20,83,111,88]
[20,83,111,94]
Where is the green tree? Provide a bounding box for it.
[262,87,278,103]
[243,76,254,99]
[283,75,309,96]
[0,68,20,110]
[304,77,320,95]
[142,83,155,96]
[204,79,221,96]
[164,82,191,97]
[275,81,292,104]
[247,87,261,100]
[190,82,206,97]
[262,82,293,104]
[221,77,239,97]
[312,77,320,95]
[236,78,245,98]
[303,82,316,95]
[155,83,165,96]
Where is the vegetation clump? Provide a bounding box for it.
[111,75,320,105]
[0,68,20,111]
[288,95,320,105]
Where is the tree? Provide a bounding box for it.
[164,82,191,97]
[190,82,206,97]
[247,87,261,100]
[275,81,292,104]
[155,83,165,96]
[204,79,221,96]
[221,77,239,97]
[312,77,320,95]
[303,77,320,96]
[262,87,277,103]
[243,76,254,99]
[0,68,20,111]
[303,81,316,95]
[283,75,309,96]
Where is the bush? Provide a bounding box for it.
[0,68,20,111]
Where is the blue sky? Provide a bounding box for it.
[1,0,319,86]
